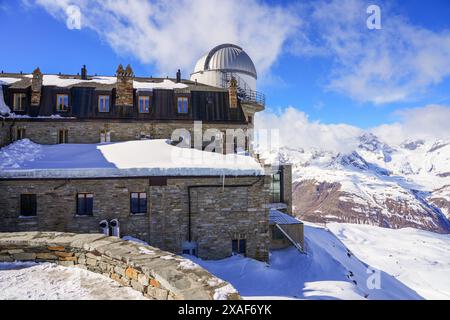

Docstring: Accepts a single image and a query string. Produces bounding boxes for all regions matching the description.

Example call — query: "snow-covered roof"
[269,209,302,225]
[134,79,188,91]
[0,139,264,179]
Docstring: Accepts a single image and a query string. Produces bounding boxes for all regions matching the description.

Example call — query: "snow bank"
[328,223,450,300]
[0,139,43,169]
[0,262,148,300]
[0,139,264,178]
[0,85,10,115]
[0,77,21,115]
[186,224,422,300]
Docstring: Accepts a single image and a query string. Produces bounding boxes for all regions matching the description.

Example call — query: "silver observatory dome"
[193,44,257,79]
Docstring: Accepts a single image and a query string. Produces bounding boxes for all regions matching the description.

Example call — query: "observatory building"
[0,44,298,262]
[191,44,265,122]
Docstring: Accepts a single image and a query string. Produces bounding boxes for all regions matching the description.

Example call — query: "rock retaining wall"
[0,231,240,300]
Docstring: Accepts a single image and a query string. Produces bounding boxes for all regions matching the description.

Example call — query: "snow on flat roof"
[134,79,188,91]
[0,139,264,179]
[38,74,117,87]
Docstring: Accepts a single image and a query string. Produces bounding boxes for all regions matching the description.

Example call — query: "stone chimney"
[229,77,238,109]
[31,67,43,107]
[115,64,134,107]
[81,65,87,80]
[176,69,181,83]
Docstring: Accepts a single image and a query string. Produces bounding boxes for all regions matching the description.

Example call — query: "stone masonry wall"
[0,176,269,261]
[0,231,240,300]
[0,120,250,148]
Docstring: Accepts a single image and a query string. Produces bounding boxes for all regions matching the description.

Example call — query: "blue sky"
[1,0,450,132]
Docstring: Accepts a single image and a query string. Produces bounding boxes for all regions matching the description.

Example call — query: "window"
[138,96,150,113]
[100,130,111,143]
[76,193,93,216]
[13,93,26,111]
[177,97,189,114]
[130,192,147,214]
[16,128,25,140]
[270,171,281,203]
[232,239,246,256]
[58,129,68,144]
[56,94,69,111]
[20,194,37,217]
[98,95,110,112]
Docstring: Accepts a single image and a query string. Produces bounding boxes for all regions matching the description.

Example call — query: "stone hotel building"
[0,44,301,261]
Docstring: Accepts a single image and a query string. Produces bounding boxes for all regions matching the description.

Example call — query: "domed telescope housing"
[190,44,264,109]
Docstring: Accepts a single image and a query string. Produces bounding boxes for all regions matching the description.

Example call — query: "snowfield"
[186,223,439,300]
[0,262,148,300]
[328,223,450,300]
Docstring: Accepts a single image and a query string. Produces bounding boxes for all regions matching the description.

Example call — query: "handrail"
[219,72,266,107]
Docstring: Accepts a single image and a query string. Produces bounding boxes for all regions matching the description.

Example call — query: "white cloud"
[371,105,450,144]
[255,107,363,153]
[27,0,299,75]
[256,105,450,152]
[291,0,450,104]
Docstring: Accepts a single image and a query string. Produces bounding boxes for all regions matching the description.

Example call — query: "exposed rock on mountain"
[262,134,450,233]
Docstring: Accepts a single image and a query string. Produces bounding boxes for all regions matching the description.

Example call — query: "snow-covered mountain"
[189,222,450,299]
[261,133,450,233]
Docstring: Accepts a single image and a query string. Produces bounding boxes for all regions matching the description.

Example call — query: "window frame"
[20,194,37,218]
[177,96,189,114]
[130,192,147,215]
[13,93,27,112]
[16,128,26,140]
[56,94,69,112]
[98,95,110,113]
[270,171,282,203]
[76,193,94,216]
[231,238,247,256]
[58,129,68,144]
[138,95,151,113]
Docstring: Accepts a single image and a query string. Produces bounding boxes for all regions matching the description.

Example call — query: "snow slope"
[0,262,148,300]
[187,224,423,300]
[328,223,450,300]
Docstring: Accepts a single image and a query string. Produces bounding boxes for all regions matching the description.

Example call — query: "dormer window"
[13,93,26,111]
[98,95,110,112]
[177,97,188,114]
[138,96,150,113]
[56,94,69,112]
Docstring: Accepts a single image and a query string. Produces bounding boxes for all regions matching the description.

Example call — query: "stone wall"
[0,120,11,147]
[0,231,240,300]
[282,164,293,214]
[0,176,269,261]
[0,120,251,148]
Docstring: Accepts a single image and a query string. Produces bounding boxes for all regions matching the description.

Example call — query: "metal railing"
[219,72,266,107]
